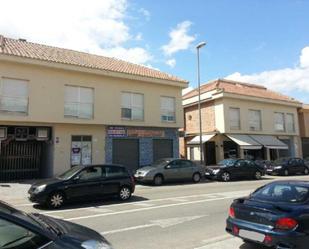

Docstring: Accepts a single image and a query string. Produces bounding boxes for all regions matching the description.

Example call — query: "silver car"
[134,158,204,186]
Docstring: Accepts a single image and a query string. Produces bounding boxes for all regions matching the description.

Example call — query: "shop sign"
[127,128,165,138]
[107,127,127,137]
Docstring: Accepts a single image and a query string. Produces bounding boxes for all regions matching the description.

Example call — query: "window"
[251,183,309,203]
[71,136,92,166]
[286,113,295,132]
[274,112,285,131]
[0,218,50,248]
[78,166,102,181]
[121,92,144,120]
[0,78,28,113]
[249,110,262,131]
[161,96,176,122]
[64,86,94,119]
[229,107,240,130]
[104,166,128,178]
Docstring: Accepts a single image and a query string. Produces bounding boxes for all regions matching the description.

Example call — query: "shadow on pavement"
[239,242,268,249]
[33,195,148,211]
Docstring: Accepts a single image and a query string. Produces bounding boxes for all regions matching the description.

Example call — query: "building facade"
[0,35,187,181]
[298,105,309,159]
[181,79,302,165]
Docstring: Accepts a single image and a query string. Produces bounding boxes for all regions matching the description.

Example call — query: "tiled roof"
[183,79,301,104]
[0,35,187,84]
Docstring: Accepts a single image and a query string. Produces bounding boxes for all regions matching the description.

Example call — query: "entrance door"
[153,139,173,162]
[205,142,216,165]
[112,139,139,173]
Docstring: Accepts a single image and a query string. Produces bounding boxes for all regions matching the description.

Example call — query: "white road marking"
[102,215,205,235]
[195,236,242,249]
[131,202,154,207]
[65,196,232,221]
[37,190,250,215]
[15,203,34,207]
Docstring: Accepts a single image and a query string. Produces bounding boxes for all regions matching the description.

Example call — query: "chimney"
[18,38,27,42]
[0,35,5,52]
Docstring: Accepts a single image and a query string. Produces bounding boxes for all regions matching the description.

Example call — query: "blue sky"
[1,0,309,102]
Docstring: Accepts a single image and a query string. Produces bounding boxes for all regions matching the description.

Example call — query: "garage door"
[0,141,43,181]
[112,139,139,173]
[153,139,173,162]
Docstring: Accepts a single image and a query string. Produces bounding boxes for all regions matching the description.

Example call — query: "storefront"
[105,126,179,173]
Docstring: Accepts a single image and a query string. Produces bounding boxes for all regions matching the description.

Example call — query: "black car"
[255,160,273,174]
[29,164,135,208]
[0,201,112,249]
[266,158,309,176]
[226,180,309,249]
[205,159,264,182]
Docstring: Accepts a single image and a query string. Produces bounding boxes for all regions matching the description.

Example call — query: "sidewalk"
[0,182,33,205]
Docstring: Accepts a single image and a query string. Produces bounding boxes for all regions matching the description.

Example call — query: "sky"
[0,0,309,102]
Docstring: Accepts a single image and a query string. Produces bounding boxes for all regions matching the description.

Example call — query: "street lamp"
[196,41,206,165]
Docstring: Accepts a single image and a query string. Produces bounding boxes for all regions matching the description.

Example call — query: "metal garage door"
[0,141,43,181]
[153,139,173,162]
[112,139,139,173]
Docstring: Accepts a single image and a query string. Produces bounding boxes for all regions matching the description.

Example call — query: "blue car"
[226,180,309,249]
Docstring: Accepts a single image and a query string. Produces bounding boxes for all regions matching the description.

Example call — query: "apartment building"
[0,35,187,181]
[299,104,309,159]
[181,79,302,165]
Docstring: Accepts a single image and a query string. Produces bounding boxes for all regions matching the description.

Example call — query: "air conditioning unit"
[0,127,7,140]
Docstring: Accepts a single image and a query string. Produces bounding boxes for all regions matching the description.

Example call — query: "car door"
[101,166,124,195]
[163,160,181,181]
[65,166,104,200]
[295,159,305,173]
[287,159,297,174]
[233,160,247,178]
[179,160,195,179]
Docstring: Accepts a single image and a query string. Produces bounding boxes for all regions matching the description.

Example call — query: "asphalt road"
[3,174,309,249]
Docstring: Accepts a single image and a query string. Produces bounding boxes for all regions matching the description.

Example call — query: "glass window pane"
[132,93,143,108]
[122,92,131,108]
[65,86,79,103]
[2,78,28,97]
[79,103,93,119]
[275,112,285,131]
[229,108,240,130]
[80,87,93,104]
[121,108,132,119]
[132,107,143,120]
[286,114,295,132]
[249,110,261,131]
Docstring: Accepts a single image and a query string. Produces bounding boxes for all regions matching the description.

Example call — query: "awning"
[187,134,215,145]
[249,135,288,150]
[226,134,262,150]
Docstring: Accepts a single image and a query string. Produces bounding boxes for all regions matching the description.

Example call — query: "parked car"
[205,159,264,182]
[226,180,309,249]
[265,157,309,176]
[0,200,113,249]
[29,164,135,208]
[134,158,204,186]
[254,160,273,174]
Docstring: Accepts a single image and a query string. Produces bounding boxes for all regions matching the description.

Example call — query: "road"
[3,174,309,249]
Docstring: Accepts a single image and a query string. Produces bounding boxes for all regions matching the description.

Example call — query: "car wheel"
[119,186,132,201]
[153,175,164,186]
[192,173,201,183]
[221,172,231,182]
[48,192,65,209]
[304,168,309,175]
[254,171,262,180]
[283,169,289,176]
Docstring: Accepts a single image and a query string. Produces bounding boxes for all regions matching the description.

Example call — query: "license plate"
[267,169,273,172]
[205,172,210,175]
[239,229,265,242]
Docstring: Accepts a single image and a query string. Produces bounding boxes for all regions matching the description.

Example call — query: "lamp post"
[196,41,206,165]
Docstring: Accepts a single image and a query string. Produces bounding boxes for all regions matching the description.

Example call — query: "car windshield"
[57,166,83,180]
[251,183,309,204]
[218,159,237,167]
[274,158,289,165]
[152,159,171,167]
